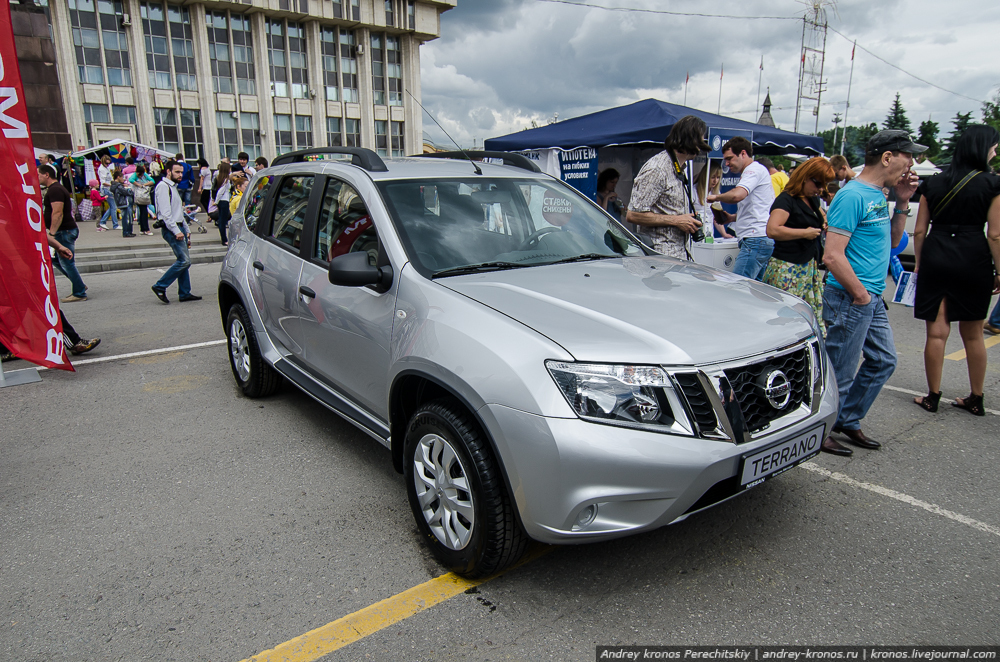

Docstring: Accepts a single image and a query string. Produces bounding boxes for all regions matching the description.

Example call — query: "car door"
[296,175,395,420]
[249,174,317,357]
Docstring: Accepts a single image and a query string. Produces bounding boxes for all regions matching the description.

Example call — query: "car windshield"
[377,177,647,278]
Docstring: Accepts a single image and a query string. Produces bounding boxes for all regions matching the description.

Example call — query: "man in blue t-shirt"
[820,130,925,456]
[174,153,195,206]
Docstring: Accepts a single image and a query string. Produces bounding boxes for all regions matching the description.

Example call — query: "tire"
[226,303,281,398]
[404,398,527,578]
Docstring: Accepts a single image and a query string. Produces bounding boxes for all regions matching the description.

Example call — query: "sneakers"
[60,294,87,303]
[178,294,202,302]
[143,231,154,236]
[151,286,169,304]
[69,338,101,355]
[985,323,1000,335]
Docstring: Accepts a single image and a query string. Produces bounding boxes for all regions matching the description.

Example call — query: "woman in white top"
[694,163,732,238]
[196,158,212,213]
[212,161,232,245]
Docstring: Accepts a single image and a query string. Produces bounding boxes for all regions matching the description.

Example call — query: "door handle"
[252,260,264,271]
[299,286,316,299]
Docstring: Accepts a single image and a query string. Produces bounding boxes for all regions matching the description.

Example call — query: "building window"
[339,31,358,103]
[385,0,395,27]
[350,0,360,21]
[327,117,342,147]
[180,110,203,160]
[375,119,387,156]
[217,112,239,160]
[241,113,261,158]
[140,2,171,89]
[231,14,256,96]
[295,115,313,149]
[207,12,233,94]
[267,19,287,98]
[274,114,293,154]
[344,118,360,147]
[99,0,131,86]
[331,0,343,19]
[386,36,403,106]
[320,27,339,102]
[112,105,137,125]
[408,0,415,30]
[168,5,197,91]
[287,22,309,100]
[371,34,385,106]
[154,108,179,155]
[391,121,405,156]
[83,102,110,144]
[68,0,104,85]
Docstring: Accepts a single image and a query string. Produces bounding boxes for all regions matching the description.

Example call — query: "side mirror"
[328,251,393,291]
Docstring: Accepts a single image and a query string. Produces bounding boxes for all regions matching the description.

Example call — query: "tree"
[937,111,973,165]
[816,122,878,165]
[917,119,940,162]
[982,88,1000,169]
[883,93,913,133]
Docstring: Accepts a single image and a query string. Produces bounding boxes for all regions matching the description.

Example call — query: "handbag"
[78,198,94,222]
[134,180,151,206]
[931,170,979,219]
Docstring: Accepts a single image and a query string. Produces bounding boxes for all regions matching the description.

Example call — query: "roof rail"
[415,150,542,173]
[271,147,388,172]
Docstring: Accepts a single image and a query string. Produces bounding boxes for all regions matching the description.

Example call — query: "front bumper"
[480,365,838,544]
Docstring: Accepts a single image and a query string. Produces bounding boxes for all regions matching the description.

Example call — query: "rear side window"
[314,178,377,265]
[243,175,271,232]
[269,175,314,249]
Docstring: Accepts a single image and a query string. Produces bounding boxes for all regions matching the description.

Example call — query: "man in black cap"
[819,130,925,456]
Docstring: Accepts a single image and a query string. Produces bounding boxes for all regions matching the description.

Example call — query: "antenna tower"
[794,1,832,135]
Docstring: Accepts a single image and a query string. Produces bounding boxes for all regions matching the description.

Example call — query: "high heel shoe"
[952,392,985,417]
[913,391,941,412]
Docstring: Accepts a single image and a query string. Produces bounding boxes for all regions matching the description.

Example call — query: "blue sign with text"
[559,148,599,200]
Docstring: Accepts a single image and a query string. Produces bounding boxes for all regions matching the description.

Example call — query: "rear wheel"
[226,303,281,397]
[404,398,527,578]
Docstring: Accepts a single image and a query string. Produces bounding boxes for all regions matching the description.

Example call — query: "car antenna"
[406,89,482,175]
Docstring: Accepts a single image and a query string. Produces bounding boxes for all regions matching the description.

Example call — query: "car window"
[244,175,271,232]
[378,177,645,277]
[269,175,313,249]
[314,178,378,265]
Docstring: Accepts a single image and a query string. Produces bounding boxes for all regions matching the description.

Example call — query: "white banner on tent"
[84,159,96,184]
[516,149,560,178]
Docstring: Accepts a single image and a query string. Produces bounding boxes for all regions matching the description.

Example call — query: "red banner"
[0,6,72,370]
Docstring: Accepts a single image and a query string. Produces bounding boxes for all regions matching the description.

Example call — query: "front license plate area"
[740,424,824,489]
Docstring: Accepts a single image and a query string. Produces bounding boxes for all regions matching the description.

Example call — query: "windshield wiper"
[547,253,618,265]
[431,261,526,278]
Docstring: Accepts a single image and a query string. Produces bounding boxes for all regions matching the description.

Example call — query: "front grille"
[723,347,810,433]
[674,373,718,433]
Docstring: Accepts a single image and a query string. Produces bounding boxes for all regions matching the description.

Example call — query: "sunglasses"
[810,178,825,188]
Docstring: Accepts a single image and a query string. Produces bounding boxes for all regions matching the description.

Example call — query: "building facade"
[36,0,454,163]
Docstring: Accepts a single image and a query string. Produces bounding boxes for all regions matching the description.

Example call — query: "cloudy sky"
[418,0,1000,150]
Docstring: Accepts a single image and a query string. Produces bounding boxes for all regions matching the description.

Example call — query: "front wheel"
[404,398,527,578]
[226,303,281,397]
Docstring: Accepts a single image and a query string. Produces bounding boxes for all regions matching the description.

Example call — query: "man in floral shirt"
[626,116,708,260]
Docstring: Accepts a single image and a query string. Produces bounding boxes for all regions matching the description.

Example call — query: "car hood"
[439,256,817,365]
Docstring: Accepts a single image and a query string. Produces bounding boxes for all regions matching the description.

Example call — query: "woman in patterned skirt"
[762,157,835,329]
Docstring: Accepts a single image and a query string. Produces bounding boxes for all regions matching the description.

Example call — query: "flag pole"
[717,63,723,114]
[684,71,689,107]
[840,40,856,156]
[756,55,763,118]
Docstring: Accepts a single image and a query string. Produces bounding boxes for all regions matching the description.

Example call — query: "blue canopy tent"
[483,98,825,155]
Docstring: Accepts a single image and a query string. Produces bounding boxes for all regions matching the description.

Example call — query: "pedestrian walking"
[195,158,211,213]
[110,170,136,237]
[38,164,88,302]
[911,125,1000,416]
[151,160,202,304]
[175,153,195,206]
[626,115,709,259]
[763,157,834,327]
[820,129,925,456]
[97,154,119,230]
[212,161,232,246]
[708,137,776,280]
[128,164,155,235]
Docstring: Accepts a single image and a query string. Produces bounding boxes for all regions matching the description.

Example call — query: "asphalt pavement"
[1,263,998,661]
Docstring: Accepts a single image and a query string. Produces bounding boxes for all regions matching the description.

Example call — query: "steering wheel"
[517,226,561,251]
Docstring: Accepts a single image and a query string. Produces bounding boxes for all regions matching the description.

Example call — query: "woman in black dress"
[912,125,1000,415]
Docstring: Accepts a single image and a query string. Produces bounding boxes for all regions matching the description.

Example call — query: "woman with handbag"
[128,165,155,235]
[211,161,231,246]
[912,125,1000,416]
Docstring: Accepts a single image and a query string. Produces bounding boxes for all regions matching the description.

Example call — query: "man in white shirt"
[708,137,776,280]
[97,154,119,230]
[151,160,201,304]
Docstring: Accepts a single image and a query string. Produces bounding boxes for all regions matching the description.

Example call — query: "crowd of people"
[611,117,1000,456]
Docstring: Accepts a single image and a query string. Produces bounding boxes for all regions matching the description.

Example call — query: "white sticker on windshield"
[542,194,572,226]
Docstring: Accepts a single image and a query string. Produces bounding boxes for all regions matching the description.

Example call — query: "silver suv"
[218,148,838,577]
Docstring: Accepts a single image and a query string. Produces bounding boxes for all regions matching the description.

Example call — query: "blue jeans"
[179,187,192,206]
[822,285,897,431]
[154,229,191,298]
[99,186,119,228]
[120,200,134,235]
[53,227,87,298]
[732,236,774,281]
[989,299,1000,327]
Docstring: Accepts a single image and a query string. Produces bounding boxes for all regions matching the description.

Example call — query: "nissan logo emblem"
[763,370,791,409]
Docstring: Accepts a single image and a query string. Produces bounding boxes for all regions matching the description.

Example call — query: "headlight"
[546,361,692,434]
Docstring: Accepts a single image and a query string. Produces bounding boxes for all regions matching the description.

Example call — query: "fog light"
[572,504,598,531]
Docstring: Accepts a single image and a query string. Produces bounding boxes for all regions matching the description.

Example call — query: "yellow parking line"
[240,546,549,662]
[945,335,1000,361]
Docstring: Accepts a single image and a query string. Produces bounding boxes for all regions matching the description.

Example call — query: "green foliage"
[938,112,973,165]
[917,120,940,162]
[816,122,878,165]
[982,88,1000,170]
[883,93,913,133]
